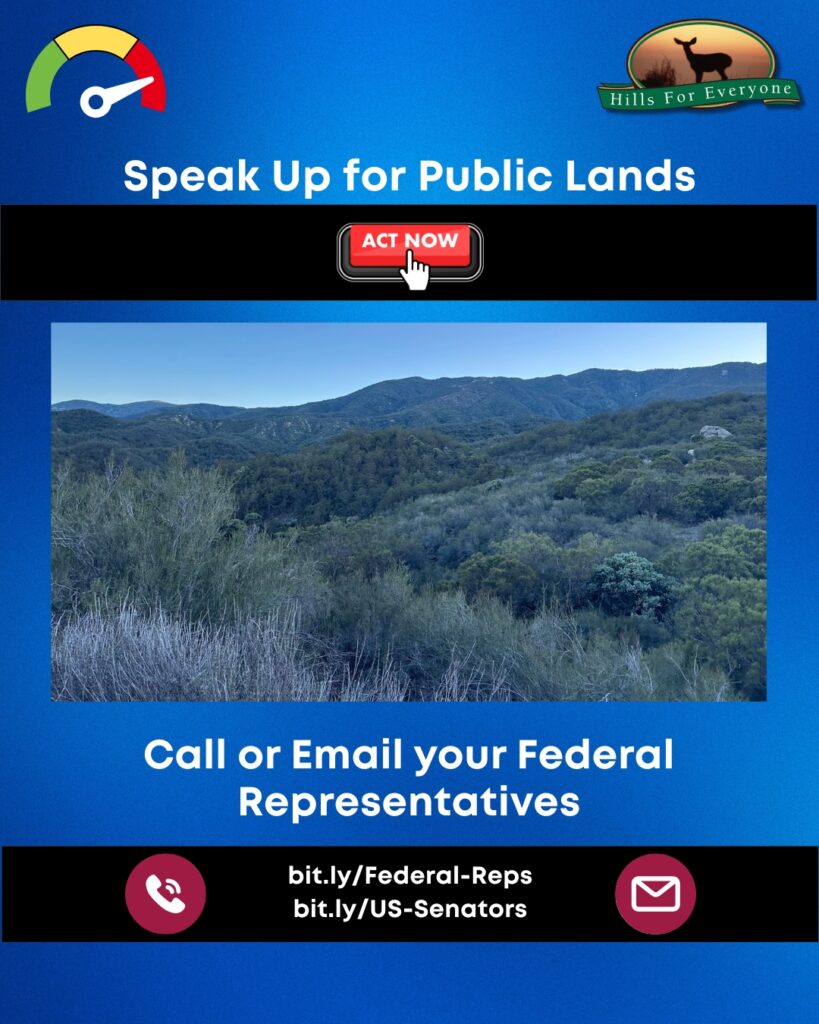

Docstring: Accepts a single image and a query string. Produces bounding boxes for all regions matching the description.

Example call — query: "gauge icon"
[26,25,166,115]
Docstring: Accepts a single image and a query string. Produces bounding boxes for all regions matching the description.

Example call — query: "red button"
[348,224,471,267]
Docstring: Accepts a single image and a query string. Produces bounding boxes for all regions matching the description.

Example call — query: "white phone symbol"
[145,874,186,914]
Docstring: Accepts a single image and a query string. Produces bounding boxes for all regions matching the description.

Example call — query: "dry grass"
[640,57,677,88]
[51,604,514,702]
[51,602,738,703]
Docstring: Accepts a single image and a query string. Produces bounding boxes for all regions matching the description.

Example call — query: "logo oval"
[627,20,775,107]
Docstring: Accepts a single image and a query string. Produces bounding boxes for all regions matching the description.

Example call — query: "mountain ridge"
[51,399,175,418]
[52,362,766,471]
[54,362,766,422]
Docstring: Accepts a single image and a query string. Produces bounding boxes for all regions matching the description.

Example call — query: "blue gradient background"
[1,2,817,1021]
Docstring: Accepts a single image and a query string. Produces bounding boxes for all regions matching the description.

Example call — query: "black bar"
[3,846,816,941]
[1,204,815,300]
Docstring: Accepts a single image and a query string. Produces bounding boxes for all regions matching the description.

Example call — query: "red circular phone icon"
[125,854,206,934]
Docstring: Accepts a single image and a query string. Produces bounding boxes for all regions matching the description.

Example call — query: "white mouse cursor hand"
[399,249,430,291]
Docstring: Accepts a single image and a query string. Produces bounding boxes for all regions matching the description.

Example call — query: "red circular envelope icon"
[615,853,696,935]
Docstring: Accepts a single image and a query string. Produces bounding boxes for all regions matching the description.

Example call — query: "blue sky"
[51,322,766,407]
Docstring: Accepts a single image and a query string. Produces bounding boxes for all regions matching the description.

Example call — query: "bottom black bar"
[3,846,816,942]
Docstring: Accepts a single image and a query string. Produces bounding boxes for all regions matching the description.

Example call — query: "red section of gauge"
[124,41,166,110]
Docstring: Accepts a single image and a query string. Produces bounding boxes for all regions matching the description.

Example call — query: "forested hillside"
[51,384,766,703]
[52,361,766,472]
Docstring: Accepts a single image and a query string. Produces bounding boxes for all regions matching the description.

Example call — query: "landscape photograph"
[51,323,767,703]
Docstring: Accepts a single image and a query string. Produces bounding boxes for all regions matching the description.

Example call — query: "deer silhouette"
[673,37,732,82]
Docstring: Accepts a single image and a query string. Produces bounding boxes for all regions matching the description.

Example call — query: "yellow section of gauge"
[54,25,138,60]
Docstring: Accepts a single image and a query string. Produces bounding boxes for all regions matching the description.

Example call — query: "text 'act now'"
[349,224,472,267]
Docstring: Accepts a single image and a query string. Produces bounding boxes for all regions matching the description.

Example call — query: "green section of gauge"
[26,41,69,112]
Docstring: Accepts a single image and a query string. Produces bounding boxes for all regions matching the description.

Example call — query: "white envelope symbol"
[631,875,680,912]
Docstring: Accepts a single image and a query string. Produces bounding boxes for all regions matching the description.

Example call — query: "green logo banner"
[599,77,801,110]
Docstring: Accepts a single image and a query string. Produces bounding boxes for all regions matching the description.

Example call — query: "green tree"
[673,475,750,523]
[674,575,766,697]
[587,552,675,620]
[665,525,766,581]
[622,474,679,518]
[551,462,610,499]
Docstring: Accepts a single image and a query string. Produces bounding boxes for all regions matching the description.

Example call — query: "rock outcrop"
[699,425,733,440]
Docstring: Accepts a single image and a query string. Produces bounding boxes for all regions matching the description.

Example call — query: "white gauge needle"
[80,76,155,118]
